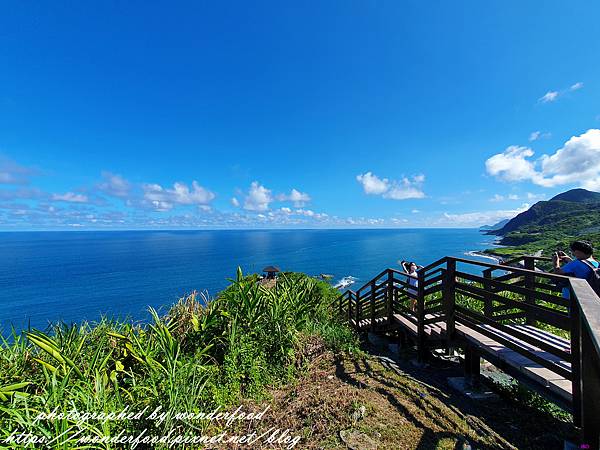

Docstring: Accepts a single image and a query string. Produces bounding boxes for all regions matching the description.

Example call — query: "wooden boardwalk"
[337,256,600,449]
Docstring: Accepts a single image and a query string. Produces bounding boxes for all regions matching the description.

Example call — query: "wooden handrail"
[354,268,390,295]
[570,278,600,448]
[418,256,449,273]
[501,255,553,265]
[448,256,571,280]
[389,268,418,279]
[572,279,600,355]
[335,253,600,447]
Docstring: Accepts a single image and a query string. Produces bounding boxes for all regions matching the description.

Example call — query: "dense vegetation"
[484,188,600,258]
[0,270,359,449]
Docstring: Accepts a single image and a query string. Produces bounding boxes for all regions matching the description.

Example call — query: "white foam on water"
[464,251,503,264]
[334,276,358,289]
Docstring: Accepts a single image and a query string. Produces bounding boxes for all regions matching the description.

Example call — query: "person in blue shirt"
[552,240,599,299]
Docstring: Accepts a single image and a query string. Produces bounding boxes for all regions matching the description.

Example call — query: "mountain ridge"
[489,188,600,236]
[479,218,509,231]
[483,188,600,258]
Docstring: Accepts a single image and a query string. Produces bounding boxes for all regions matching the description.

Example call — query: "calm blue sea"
[0,229,497,335]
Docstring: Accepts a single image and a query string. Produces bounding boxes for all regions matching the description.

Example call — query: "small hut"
[262,265,280,280]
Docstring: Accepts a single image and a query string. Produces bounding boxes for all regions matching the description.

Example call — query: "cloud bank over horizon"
[3,123,600,232]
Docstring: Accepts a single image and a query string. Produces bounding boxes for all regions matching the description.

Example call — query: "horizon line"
[0,226,484,233]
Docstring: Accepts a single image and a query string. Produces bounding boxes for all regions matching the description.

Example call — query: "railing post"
[482,268,493,318]
[417,268,426,362]
[444,258,456,347]
[581,322,600,450]
[571,282,600,450]
[386,269,394,324]
[524,256,536,326]
[570,285,582,433]
[348,292,354,325]
[356,291,361,330]
[464,346,481,387]
[339,293,343,318]
[370,280,376,330]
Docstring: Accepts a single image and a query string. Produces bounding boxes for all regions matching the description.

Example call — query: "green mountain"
[485,188,600,257]
[479,218,510,231]
[549,188,600,203]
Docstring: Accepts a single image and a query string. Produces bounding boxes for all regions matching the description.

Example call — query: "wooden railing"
[335,255,600,449]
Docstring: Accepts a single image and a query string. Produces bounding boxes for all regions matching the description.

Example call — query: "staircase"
[336,255,600,449]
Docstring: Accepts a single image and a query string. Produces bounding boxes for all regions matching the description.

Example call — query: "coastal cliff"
[484,188,600,258]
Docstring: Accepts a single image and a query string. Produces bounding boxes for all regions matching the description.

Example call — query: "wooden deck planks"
[350,299,573,403]
[386,313,573,401]
[453,322,572,401]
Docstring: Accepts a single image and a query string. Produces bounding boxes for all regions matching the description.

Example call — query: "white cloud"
[411,209,420,213]
[294,208,315,217]
[486,129,600,190]
[148,199,172,211]
[98,172,131,197]
[277,188,311,207]
[280,207,292,214]
[142,181,215,211]
[485,146,538,182]
[356,172,388,195]
[440,203,530,227]
[170,181,215,204]
[489,193,520,202]
[539,82,584,103]
[570,82,584,91]
[231,197,240,207]
[529,131,551,142]
[385,181,426,200]
[526,192,546,201]
[539,91,559,103]
[0,172,24,184]
[537,129,600,188]
[356,172,425,200]
[243,181,273,211]
[51,192,89,203]
[0,158,36,185]
[0,187,45,201]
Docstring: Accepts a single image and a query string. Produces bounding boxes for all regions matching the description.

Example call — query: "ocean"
[0,229,497,334]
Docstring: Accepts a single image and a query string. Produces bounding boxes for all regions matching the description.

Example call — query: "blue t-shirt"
[562,259,599,299]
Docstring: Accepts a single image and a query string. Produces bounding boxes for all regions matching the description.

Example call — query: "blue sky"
[1,1,599,229]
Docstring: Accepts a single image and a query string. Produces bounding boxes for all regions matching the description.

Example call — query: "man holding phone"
[552,240,599,299]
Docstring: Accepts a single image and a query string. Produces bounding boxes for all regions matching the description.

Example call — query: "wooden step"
[454,322,572,402]
[392,313,447,337]
[356,310,572,403]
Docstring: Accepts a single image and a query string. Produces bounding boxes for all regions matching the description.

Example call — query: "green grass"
[0,269,358,449]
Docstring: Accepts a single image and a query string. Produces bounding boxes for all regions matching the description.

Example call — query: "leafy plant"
[0,270,355,448]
